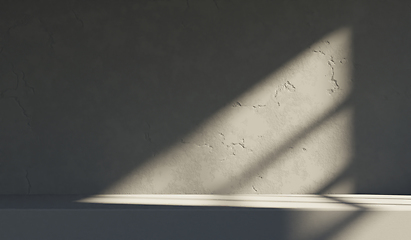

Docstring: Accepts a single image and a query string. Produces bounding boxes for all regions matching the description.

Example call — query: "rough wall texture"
[0,0,410,194]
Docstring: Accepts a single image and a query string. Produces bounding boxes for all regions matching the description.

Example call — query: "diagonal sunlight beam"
[103,26,354,194]
[212,26,354,194]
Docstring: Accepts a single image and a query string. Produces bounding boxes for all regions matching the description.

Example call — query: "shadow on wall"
[317,0,411,195]
[0,0,411,196]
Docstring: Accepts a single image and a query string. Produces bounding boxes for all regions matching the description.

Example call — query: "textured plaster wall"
[0,0,410,194]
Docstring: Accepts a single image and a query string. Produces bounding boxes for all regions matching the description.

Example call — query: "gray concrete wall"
[0,0,410,194]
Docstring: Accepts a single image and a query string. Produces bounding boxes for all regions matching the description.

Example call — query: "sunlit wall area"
[107,27,354,194]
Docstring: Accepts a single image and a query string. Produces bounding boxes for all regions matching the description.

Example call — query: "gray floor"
[1,195,411,240]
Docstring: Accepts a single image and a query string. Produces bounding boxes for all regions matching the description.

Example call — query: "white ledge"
[74,194,411,211]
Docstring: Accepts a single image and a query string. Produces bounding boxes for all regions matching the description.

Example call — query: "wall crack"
[252,104,266,108]
[327,57,340,94]
[21,71,35,94]
[3,62,33,127]
[232,101,242,107]
[13,97,31,127]
[274,80,296,98]
[10,64,20,91]
[72,10,84,28]
[313,49,326,55]
[213,0,219,10]
[285,81,296,91]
